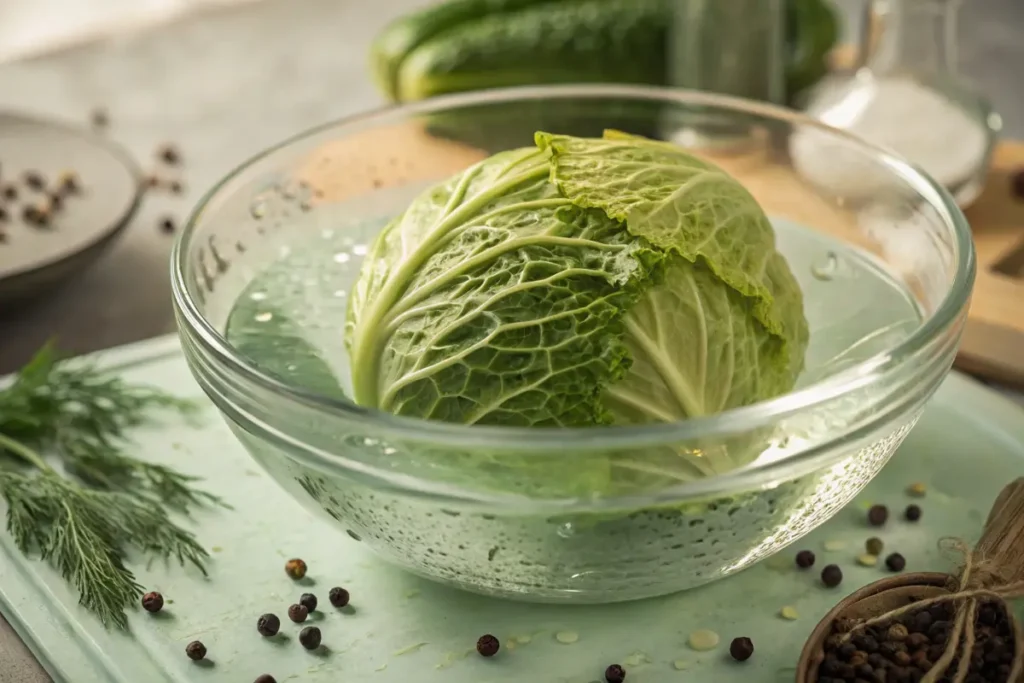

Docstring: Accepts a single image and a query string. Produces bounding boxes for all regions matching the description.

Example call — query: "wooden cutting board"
[954,144,1024,387]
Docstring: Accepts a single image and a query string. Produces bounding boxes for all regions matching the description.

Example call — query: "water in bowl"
[224,209,924,409]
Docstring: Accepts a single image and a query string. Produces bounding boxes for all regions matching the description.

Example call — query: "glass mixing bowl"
[171,85,973,604]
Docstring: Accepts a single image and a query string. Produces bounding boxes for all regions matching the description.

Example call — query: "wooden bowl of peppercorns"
[797,572,957,682]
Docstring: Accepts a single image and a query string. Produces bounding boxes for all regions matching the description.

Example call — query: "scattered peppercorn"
[0,206,8,222]
[90,108,109,129]
[257,613,280,637]
[287,604,308,623]
[328,586,350,608]
[23,204,49,227]
[729,637,754,661]
[159,216,176,234]
[23,171,45,191]
[285,558,307,579]
[254,676,276,683]
[2,185,16,201]
[141,591,164,613]
[299,593,317,612]
[47,193,62,211]
[905,504,922,522]
[821,564,843,587]
[56,171,80,195]
[604,663,626,682]
[298,626,321,650]
[169,180,184,194]
[867,504,888,526]
[866,537,884,555]
[185,641,206,661]
[158,144,181,165]
[886,552,906,572]
[476,634,500,657]
[795,550,816,569]
[906,481,927,497]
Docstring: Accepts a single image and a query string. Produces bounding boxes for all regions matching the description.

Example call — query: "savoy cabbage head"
[345,131,808,435]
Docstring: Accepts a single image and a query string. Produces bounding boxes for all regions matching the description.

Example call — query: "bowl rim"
[170,83,975,454]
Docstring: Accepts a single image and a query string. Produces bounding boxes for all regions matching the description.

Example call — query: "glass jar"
[797,0,1000,206]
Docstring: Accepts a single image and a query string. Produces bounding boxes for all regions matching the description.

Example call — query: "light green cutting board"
[1,336,1022,683]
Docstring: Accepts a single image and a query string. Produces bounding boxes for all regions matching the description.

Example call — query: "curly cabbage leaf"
[346,131,808,443]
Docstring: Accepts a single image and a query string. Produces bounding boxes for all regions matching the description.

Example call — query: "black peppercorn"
[866,537,884,556]
[2,184,17,201]
[159,216,176,234]
[169,180,184,195]
[729,636,754,661]
[838,641,858,659]
[57,171,80,195]
[299,593,317,612]
[604,663,626,682]
[821,564,843,587]
[298,626,321,650]
[796,550,816,569]
[141,591,164,613]
[886,553,907,572]
[285,558,307,579]
[91,108,109,129]
[868,504,889,526]
[904,504,922,522]
[328,586,350,607]
[23,171,45,191]
[185,640,206,661]
[476,634,500,657]
[23,204,50,227]
[254,676,276,683]
[257,613,280,637]
[905,632,929,650]
[287,604,308,623]
[158,144,181,165]
[853,634,879,653]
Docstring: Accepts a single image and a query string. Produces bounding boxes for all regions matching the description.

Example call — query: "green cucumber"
[397,0,665,101]
[371,0,562,100]
[372,0,838,105]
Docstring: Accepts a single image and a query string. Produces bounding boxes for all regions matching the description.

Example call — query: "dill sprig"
[0,344,225,629]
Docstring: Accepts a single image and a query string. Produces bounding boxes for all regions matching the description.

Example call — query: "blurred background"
[0,0,1020,373]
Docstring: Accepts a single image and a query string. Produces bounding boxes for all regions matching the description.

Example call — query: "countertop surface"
[0,0,1022,679]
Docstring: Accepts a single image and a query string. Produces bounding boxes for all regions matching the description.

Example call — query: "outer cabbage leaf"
[345,145,664,426]
[603,256,790,424]
[537,130,809,383]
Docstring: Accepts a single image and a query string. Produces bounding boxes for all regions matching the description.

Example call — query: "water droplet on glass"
[249,291,267,301]
[334,252,351,263]
[362,437,379,447]
[254,312,273,322]
[811,251,838,281]
[250,199,267,219]
[352,244,368,256]
[556,522,575,538]
[286,364,297,372]
[333,289,346,298]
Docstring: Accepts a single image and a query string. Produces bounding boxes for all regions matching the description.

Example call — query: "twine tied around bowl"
[839,478,1024,683]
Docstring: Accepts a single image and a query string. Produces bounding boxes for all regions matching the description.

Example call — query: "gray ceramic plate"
[0,111,142,307]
